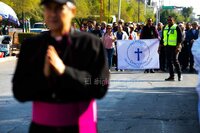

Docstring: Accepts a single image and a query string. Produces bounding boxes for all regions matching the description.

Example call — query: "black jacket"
[12,31,109,103]
[140,25,159,39]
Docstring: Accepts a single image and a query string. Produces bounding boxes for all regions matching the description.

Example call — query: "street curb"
[0,56,17,63]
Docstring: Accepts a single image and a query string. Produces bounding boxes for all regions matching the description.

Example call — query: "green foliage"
[18,33,38,45]
[75,0,90,18]
[1,0,192,26]
[75,0,154,23]
[1,0,43,25]
[181,7,193,22]
[160,10,185,24]
[0,0,14,7]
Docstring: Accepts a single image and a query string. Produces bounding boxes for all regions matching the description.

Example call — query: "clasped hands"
[43,45,66,77]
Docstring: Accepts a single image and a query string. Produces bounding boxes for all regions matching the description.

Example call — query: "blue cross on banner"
[134,48,142,61]
[117,39,160,69]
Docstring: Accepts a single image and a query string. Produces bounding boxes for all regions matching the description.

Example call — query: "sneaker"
[150,69,155,73]
[165,77,175,81]
[178,75,183,81]
[144,69,149,73]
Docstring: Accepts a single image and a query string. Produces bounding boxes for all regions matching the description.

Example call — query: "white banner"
[117,39,160,69]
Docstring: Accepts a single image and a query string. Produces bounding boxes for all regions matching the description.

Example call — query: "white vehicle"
[30,22,48,33]
[0,35,12,56]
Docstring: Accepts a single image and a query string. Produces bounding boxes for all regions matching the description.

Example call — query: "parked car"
[0,35,12,57]
[30,22,48,33]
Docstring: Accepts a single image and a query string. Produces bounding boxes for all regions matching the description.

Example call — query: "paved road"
[0,58,200,133]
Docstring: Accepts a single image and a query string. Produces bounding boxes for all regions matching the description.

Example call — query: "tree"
[0,0,43,26]
[160,10,184,24]
[74,0,155,25]
[181,7,193,22]
[0,0,14,7]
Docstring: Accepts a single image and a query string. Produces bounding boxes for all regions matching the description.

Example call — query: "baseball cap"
[40,0,75,5]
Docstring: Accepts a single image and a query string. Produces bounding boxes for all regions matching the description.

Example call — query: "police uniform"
[160,24,183,81]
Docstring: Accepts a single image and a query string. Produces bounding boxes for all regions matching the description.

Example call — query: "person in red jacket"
[12,0,109,133]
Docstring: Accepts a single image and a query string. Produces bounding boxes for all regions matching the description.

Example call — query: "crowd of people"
[71,17,200,75]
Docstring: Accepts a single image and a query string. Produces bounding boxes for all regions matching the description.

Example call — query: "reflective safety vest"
[163,24,178,46]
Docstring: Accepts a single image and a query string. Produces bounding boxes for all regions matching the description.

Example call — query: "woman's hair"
[105,25,112,33]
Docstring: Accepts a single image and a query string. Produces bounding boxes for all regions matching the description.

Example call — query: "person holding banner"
[140,18,159,73]
[114,24,128,71]
[159,16,183,81]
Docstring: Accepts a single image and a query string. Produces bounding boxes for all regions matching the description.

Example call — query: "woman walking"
[102,25,116,71]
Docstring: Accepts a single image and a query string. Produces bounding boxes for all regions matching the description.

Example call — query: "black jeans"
[165,46,181,77]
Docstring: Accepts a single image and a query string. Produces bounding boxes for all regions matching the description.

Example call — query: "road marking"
[160,120,165,133]
[0,57,16,63]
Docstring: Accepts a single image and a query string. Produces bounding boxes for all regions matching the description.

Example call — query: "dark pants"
[188,44,194,70]
[106,48,114,69]
[165,46,181,78]
[179,42,189,70]
[159,46,166,71]
[29,122,79,133]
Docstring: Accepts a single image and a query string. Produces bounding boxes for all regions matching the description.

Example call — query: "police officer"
[158,16,183,81]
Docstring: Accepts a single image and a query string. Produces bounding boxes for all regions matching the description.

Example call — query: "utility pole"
[156,0,163,26]
[138,0,140,22]
[144,0,147,15]
[100,0,103,22]
[108,0,111,22]
[108,0,111,13]
[118,0,121,21]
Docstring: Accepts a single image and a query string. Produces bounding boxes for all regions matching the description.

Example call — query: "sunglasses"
[167,19,172,22]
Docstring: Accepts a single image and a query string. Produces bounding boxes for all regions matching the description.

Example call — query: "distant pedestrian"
[92,23,102,38]
[129,24,137,40]
[112,22,118,33]
[187,21,199,73]
[181,22,191,72]
[158,16,183,81]
[12,0,109,133]
[178,23,186,71]
[71,22,80,33]
[157,22,166,72]
[100,21,107,36]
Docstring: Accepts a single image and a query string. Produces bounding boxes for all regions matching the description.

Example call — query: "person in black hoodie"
[12,0,109,133]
